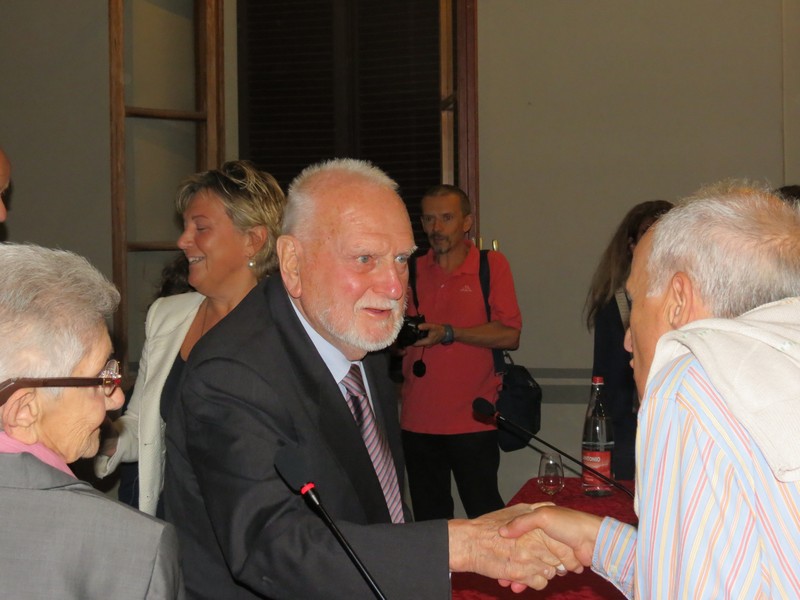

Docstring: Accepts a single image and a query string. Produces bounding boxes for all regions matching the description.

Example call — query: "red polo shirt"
[400,242,522,434]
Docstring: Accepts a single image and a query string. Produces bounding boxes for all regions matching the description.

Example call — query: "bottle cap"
[591,375,604,384]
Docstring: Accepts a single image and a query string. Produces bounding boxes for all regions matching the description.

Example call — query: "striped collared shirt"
[593,354,800,599]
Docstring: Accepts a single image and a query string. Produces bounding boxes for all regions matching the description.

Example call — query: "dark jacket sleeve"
[178,346,450,599]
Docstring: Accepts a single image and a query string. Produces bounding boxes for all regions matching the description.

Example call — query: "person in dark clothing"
[584,199,673,479]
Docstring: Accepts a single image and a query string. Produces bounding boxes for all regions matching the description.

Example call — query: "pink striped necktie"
[341,364,405,524]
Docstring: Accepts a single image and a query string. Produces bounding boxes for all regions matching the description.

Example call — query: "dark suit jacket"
[164,276,449,599]
[0,452,183,599]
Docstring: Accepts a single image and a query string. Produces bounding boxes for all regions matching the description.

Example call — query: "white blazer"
[95,291,204,515]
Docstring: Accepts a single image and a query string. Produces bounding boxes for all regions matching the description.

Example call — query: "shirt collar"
[423,239,479,276]
[0,432,75,478]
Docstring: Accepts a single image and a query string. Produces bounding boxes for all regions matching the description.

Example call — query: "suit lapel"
[266,279,392,523]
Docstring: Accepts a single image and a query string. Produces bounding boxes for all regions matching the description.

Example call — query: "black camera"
[396,315,428,348]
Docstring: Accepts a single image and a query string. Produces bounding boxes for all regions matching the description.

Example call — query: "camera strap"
[476,250,509,375]
[408,249,505,374]
[408,255,419,312]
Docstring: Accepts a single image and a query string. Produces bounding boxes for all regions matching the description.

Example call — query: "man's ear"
[462,213,474,234]
[667,272,709,328]
[246,225,268,257]
[277,235,302,298]
[2,389,41,444]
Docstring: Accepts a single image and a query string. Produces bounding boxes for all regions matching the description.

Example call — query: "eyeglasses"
[0,359,122,407]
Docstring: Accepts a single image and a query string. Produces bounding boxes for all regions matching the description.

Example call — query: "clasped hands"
[449,503,600,593]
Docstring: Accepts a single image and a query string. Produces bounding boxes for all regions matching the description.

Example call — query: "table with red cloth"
[451,477,637,600]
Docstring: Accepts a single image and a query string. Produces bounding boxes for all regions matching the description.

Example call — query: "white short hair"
[0,243,119,380]
[648,181,800,317]
[282,158,399,239]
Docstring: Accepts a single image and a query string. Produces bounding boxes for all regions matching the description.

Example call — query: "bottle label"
[581,450,612,487]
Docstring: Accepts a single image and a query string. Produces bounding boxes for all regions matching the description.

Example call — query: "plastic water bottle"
[582,376,614,496]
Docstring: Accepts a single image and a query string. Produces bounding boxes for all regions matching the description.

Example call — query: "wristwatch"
[441,324,455,345]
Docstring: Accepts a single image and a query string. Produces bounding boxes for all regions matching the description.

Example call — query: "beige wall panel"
[783,0,800,182]
[478,1,784,376]
[0,2,111,276]
[476,1,789,506]
[125,0,195,111]
[125,118,195,242]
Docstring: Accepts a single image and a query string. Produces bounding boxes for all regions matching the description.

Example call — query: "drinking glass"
[537,453,564,496]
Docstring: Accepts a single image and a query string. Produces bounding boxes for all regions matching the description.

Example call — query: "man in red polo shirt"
[401,184,522,521]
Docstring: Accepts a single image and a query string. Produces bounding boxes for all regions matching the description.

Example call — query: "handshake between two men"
[448,502,595,593]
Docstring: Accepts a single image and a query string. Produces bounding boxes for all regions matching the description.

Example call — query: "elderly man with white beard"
[163,158,581,600]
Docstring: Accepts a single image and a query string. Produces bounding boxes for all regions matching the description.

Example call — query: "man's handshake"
[448,503,595,592]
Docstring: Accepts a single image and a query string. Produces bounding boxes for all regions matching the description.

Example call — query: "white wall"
[479,0,786,372]
[475,0,800,506]
[0,2,111,272]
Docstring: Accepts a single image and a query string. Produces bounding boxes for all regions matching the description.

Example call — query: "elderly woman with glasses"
[0,243,184,599]
[95,160,286,517]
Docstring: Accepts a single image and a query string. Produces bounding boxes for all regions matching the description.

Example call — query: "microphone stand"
[299,484,388,600]
[493,410,634,499]
[274,446,388,600]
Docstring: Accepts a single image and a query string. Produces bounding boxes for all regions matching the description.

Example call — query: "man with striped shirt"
[503,182,800,598]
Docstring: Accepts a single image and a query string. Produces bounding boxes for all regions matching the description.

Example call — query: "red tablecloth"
[451,477,636,599]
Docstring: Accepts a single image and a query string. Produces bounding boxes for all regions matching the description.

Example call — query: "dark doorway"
[238,0,442,248]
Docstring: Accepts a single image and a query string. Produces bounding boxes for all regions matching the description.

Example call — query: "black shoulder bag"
[477,250,542,452]
[408,250,542,451]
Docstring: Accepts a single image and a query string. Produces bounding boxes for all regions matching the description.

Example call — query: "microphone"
[274,446,388,600]
[473,398,634,499]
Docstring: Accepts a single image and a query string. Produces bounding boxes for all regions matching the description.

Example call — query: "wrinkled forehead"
[312,178,410,229]
[421,192,462,214]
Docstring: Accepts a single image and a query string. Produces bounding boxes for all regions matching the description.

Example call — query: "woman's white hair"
[282,158,399,240]
[0,243,119,382]
[648,180,800,317]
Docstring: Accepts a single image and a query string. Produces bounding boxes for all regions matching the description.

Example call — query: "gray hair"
[282,158,399,239]
[648,180,800,317]
[0,244,120,383]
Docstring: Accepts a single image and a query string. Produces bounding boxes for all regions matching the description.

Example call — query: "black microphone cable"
[473,398,634,499]
[274,445,389,600]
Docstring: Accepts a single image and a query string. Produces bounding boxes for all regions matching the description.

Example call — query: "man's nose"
[623,327,633,353]
[375,261,404,299]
